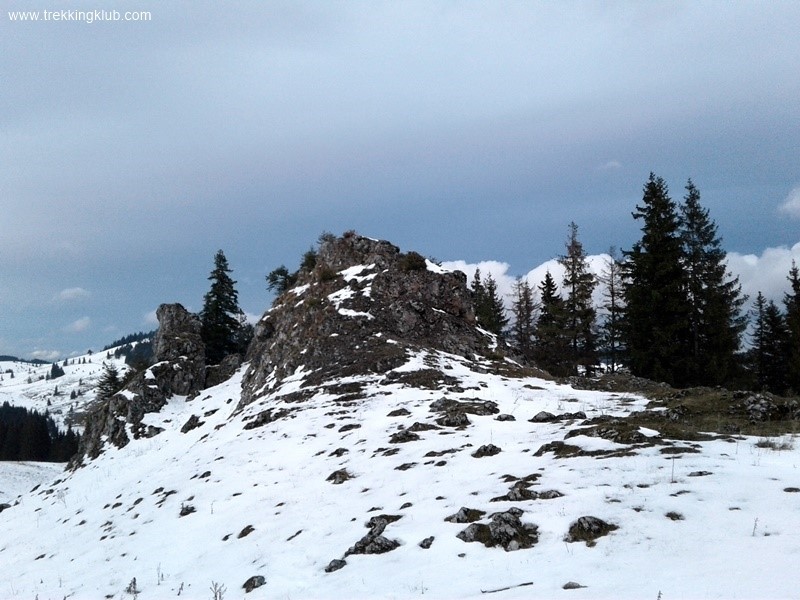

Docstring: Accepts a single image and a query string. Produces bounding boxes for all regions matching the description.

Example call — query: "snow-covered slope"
[0,351,130,431]
[1,349,799,599]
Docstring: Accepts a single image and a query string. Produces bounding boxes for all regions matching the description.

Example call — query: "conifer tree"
[533,271,570,376]
[558,222,598,376]
[201,250,248,364]
[679,180,746,385]
[783,261,800,393]
[96,363,121,401]
[481,274,509,336]
[622,173,691,387]
[762,300,790,394]
[470,269,507,335]
[748,292,769,391]
[510,277,537,360]
[598,247,626,373]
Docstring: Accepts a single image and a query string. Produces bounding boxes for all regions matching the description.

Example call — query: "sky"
[2,1,800,360]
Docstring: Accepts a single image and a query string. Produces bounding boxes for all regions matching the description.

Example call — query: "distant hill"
[0,355,48,365]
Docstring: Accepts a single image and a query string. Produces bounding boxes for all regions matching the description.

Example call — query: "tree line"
[0,402,81,462]
[473,173,798,394]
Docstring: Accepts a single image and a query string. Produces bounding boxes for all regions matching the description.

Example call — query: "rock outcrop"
[240,233,502,409]
[73,303,207,464]
[151,303,206,397]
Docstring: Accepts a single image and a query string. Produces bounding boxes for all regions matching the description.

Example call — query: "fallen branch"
[480,581,534,594]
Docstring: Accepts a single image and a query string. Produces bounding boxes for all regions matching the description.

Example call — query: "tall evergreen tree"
[470,269,508,336]
[622,173,691,386]
[783,261,800,393]
[598,247,626,373]
[510,277,537,360]
[201,250,248,365]
[558,222,598,376]
[748,292,769,391]
[679,180,746,385]
[533,271,570,376]
[762,300,791,394]
[96,363,121,401]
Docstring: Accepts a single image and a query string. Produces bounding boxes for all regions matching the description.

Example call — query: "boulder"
[456,508,539,551]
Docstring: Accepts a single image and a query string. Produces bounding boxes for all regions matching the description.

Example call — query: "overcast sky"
[2,1,800,360]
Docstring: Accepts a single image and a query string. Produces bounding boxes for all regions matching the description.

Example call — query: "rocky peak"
[151,303,206,397]
[240,232,500,409]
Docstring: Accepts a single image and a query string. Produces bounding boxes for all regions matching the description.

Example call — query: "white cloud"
[143,310,159,327]
[55,287,90,302]
[777,187,800,219]
[726,242,800,305]
[597,160,622,171]
[30,349,61,362]
[64,316,91,334]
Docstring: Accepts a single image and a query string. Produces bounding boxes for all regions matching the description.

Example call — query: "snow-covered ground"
[0,349,799,599]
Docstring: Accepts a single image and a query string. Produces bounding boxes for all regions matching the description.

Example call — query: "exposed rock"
[205,353,242,388]
[496,413,516,421]
[529,411,557,423]
[180,415,203,434]
[387,408,411,417]
[445,507,486,523]
[152,303,206,397]
[345,516,401,556]
[389,429,421,443]
[435,411,472,428]
[240,233,503,410]
[327,469,353,484]
[472,444,502,458]
[565,516,618,546]
[429,397,498,415]
[456,508,539,551]
[0,503,11,514]
[242,575,266,593]
[419,536,435,549]
[243,408,291,431]
[563,582,586,590]
[324,559,346,573]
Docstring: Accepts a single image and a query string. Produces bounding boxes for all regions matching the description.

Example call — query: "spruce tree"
[748,292,769,391]
[533,271,570,376]
[598,247,626,373]
[510,277,537,360]
[783,261,800,393]
[680,180,746,385]
[558,222,598,376]
[201,250,247,365]
[96,363,121,401]
[482,274,509,336]
[762,300,790,394]
[471,270,507,335]
[622,173,691,387]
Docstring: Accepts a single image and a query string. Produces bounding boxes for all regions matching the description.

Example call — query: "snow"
[1,350,799,599]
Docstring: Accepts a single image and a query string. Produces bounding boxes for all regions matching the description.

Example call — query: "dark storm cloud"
[2,1,799,357]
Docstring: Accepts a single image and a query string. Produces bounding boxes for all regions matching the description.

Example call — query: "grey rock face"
[152,303,206,397]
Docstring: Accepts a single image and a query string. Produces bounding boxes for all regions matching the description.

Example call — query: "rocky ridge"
[240,233,511,410]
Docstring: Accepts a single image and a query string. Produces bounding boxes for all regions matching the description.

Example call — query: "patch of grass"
[755,436,795,451]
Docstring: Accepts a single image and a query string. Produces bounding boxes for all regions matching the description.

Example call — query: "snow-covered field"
[1,349,799,599]
[0,352,129,431]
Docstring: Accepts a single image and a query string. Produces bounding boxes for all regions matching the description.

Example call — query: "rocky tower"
[239,233,502,409]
